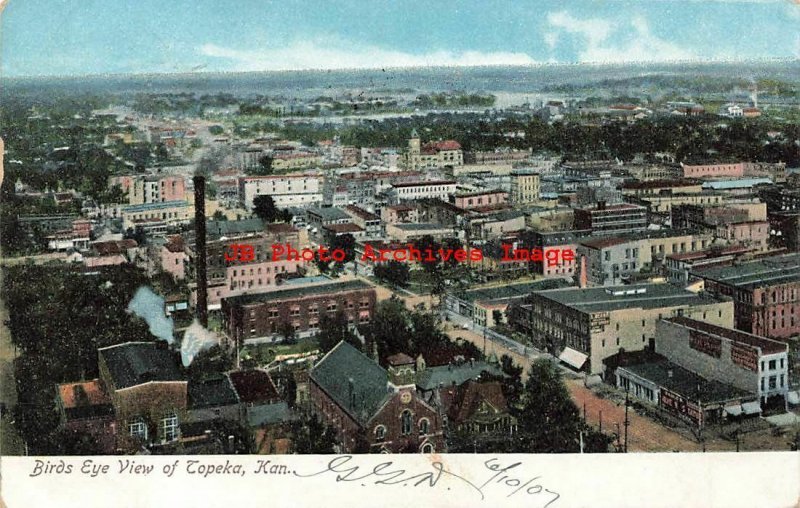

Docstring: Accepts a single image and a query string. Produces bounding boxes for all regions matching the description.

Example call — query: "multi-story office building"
[238,174,324,209]
[507,283,734,375]
[573,202,648,236]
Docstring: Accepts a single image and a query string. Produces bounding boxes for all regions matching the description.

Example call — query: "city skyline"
[1,0,799,77]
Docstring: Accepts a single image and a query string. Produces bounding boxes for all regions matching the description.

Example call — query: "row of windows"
[128,413,179,443]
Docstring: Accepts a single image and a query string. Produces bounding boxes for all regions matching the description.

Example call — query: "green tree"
[374,260,410,287]
[252,195,278,222]
[515,359,583,453]
[317,310,360,353]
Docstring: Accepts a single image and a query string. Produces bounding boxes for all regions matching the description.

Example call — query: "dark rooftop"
[621,359,752,403]
[456,279,571,303]
[310,341,390,425]
[188,375,240,409]
[228,370,281,404]
[225,279,372,307]
[98,342,185,390]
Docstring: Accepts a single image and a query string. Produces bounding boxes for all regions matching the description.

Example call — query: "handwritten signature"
[294,455,560,506]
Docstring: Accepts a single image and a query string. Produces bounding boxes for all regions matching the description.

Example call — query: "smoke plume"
[181,319,219,367]
[127,287,175,344]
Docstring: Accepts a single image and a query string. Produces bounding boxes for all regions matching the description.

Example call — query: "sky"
[1,0,798,77]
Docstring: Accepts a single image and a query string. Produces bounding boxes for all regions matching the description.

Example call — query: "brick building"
[96,342,187,452]
[309,342,445,453]
[693,253,800,340]
[222,280,377,344]
[507,283,734,375]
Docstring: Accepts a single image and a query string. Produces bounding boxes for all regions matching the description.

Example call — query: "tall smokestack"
[193,175,208,328]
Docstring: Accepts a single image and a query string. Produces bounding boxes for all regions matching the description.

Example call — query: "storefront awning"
[559,347,588,370]
[787,391,800,405]
[741,401,762,415]
[724,405,742,417]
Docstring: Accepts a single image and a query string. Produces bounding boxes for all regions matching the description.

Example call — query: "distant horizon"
[3,56,798,81]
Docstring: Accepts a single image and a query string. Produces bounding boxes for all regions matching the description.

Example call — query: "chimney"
[193,175,208,328]
[578,254,588,289]
[348,377,355,409]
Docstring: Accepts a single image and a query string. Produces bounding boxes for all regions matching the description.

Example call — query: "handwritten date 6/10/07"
[294,455,560,506]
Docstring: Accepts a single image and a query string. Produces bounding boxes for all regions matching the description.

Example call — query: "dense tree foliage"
[3,264,157,453]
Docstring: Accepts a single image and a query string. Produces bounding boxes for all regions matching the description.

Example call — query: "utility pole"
[599,410,603,433]
[623,387,630,453]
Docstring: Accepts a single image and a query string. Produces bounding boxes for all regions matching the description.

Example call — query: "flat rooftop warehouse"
[536,283,722,313]
[224,279,372,306]
[696,253,800,288]
[621,358,752,403]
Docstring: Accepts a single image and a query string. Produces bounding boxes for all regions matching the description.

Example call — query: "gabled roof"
[416,360,503,391]
[448,380,509,425]
[98,342,185,390]
[310,341,390,425]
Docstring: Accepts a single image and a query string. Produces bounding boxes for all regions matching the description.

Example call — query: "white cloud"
[546,11,613,48]
[545,11,695,63]
[198,39,537,72]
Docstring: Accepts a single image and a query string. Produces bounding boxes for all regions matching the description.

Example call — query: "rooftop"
[391,222,453,231]
[392,180,456,188]
[344,205,380,221]
[455,279,571,304]
[122,200,189,213]
[228,370,281,404]
[307,207,352,221]
[323,223,365,233]
[224,279,372,307]
[622,179,701,190]
[206,219,264,239]
[188,375,240,409]
[702,179,772,190]
[98,342,185,390]
[416,360,503,391]
[310,341,390,425]
[534,283,723,313]
[694,253,800,289]
[663,316,787,355]
[621,358,752,403]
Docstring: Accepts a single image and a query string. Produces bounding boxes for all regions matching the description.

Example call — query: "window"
[769,376,777,390]
[161,413,178,442]
[401,410,413,435]
[769,360,776,370]
[421,443,434,453]
[375,425,386,441]
[419,418,430,435]
[780,375,785,388]
[129,418,148,442]
[780,358,785,369]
